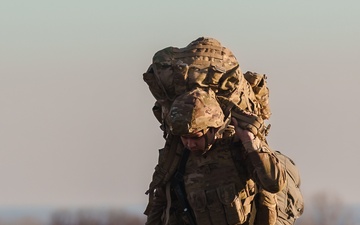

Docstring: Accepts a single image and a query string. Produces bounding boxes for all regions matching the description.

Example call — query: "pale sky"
[1,0,360,214]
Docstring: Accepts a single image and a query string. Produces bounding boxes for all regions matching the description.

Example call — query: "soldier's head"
[166,88,225,154]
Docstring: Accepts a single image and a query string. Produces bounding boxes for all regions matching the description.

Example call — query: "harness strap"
[173,44,224,52]
[242,82,253,112]
[164,182,171,225]
[174,51,224,60]
[163,136,185,185]
[171,149,196,225]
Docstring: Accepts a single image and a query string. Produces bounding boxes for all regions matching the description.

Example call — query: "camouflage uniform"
[145,88,285,225]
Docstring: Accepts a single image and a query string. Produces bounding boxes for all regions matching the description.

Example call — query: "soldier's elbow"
[260,176,286,193]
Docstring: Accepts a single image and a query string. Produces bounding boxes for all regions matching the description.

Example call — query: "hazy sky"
[1,0,360,213]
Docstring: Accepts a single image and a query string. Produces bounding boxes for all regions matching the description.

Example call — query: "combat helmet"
[166,88,225,136]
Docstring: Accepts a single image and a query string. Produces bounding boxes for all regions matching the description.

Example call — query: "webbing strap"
[145,136,183,196]
[164,182,171,225]
[173,51,224,60]
[173,44,224,52]
[242,82,252,112]
[231,110,263,131]
[220,97,235,119]
[174,148,190,181]
[163,136,184,185]
[171,149,196,225]
[248,194,257,225]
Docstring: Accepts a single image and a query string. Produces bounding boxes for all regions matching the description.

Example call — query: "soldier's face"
[181,131,206,153]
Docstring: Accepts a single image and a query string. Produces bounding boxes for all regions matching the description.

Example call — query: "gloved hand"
[217,96,266,140]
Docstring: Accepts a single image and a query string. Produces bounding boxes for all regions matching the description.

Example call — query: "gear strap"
[171,149,196,225]
[217,96,266,140]
[144,135,184,216]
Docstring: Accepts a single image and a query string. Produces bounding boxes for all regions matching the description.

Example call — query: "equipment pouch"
[206,189,227,225]
[188,190,212,225]
[217,183,246,224]
[143,67,166,101]
[243,71,271,120]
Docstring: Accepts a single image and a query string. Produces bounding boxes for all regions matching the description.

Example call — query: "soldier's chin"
[190,149,205,156]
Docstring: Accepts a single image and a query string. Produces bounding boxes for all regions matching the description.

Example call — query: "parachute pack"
[143,37,304,225]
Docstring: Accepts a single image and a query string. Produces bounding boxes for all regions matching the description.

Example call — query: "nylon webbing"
[146,136,183,195]
[173,44,224,52]
[174,148,190,181]
[163,136,184,185]
[173,51,224,60]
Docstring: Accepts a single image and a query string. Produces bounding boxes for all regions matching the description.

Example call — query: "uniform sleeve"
[243,138,286,193]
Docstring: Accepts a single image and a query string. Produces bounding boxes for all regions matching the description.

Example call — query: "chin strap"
[203,113,232,154]
[203,130,211,153]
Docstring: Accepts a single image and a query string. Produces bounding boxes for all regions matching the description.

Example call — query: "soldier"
[145,88,285,225]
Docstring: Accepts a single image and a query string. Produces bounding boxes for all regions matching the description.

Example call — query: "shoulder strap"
[146,135,184,195]
[174,148,190,181]
[170,149,197,225]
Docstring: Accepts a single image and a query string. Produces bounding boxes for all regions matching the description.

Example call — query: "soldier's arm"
[243,139,285,193]
[232,118,286,193]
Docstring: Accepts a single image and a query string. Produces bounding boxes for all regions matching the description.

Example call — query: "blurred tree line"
[296,192,358,225]
[0,192,358,225]
[0,209,146,225]
[50,209,146,225]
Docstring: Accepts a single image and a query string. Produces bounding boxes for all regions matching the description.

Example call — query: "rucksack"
[143,37,304,225]
[143,37,269,135]
[253,146,304,225]
[274,151,304,225]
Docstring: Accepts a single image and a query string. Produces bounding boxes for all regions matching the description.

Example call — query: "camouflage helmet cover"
[167,88,225,135]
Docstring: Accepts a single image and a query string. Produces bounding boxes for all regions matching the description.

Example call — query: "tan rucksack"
[143,37,270,137]
[274,151,304,225]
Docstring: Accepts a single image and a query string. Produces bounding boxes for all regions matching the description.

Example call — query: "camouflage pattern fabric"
[145,127,286,225]
[183,138,256,225]
[145,88,286,225]
[143,37,269,136]
[144,37,302,225]
[243,71,271,120]
[166,88,224,135]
